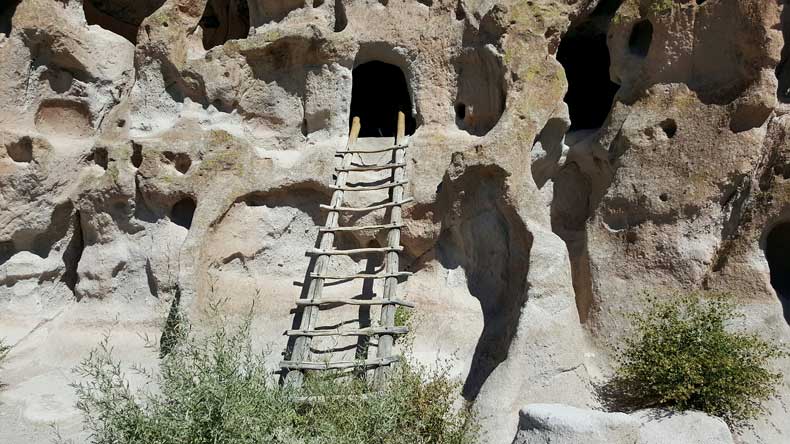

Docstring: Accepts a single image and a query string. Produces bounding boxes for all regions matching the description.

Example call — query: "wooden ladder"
[281,112,414,386]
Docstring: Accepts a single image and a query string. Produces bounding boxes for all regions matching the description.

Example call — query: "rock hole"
[170,197,196,229]
[61,210,84,294]
[350,61,417,137]
[557,15,619,131]
[455,0,466,20]
[200,0,250,50]
[696,0,706,4]
[6,136,33,163]
[454,103,466,121]
[334,0,347,32]
[594,0,625,15]
[35,99,94,138]
[82,0,166,44]
[163,151,192,174]
[453,47,506,136]
[659,119,677,138]
[779,8,790,104]
[88,147,109,170]
[313,0,325,6]
[0,0,21,37]
[766,222,790,324]
[628,20,653,58]
[417,0,433,6]
[131,143,143,168]
[659,192,669,202]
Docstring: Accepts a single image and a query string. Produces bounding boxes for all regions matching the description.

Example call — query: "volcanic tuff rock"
[0,0,789,443]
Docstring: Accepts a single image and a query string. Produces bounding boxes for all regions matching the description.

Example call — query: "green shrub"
[70,313,478,444]
[602,293,787,425]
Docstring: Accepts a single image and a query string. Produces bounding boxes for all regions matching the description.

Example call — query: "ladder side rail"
[284,117,361,385]
[374,112,408,385]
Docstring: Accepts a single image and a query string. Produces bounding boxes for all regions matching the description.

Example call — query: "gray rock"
[631,410,734,444]
[512,404,640,444]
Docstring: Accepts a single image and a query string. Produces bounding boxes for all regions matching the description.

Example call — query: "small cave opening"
[777,6,790,104]
[349,61,417,137]
[87,147,109,170]
[6,136,33,163]
[628,20,653,58]
[556,9,620,131]
[82,0,166,44]
[0,0,20,37]
[334,0,347,32]
[131,143,143,168]
[170,197,196,229]
[164,151,192,174]
[766,223,790,324]
[659,118,677,138]
[453,47,506,136]
[200,0,250,50]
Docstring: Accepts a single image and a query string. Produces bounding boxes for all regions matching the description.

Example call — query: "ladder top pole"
[348,116,361,147]
[396,112,405,145]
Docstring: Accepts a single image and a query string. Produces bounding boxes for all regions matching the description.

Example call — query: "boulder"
[512,404,639,444]
[631,410,734,444]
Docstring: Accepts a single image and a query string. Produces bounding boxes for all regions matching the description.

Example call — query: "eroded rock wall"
[0,1,789,443]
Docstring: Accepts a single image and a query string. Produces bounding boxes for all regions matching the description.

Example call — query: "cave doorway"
[556,8,620,131]
[200,0,250,50]
[766,223,790,324]
[0,0,21,37]
[82,0,166,44]
[349,61,416,138]
[171,198,196,229]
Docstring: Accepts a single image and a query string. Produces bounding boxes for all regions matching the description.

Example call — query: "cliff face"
[0,0,788,442]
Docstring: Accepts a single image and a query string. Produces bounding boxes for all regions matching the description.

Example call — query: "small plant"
[71,308,478,444]
[649,0,675,15]
[602,293,787,426]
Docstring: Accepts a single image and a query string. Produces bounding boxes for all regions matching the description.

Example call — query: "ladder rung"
[295,298,416,308]
[335,145,407,155]
[330,180,409,191]
[286,326,408,337]
[310,272,412,280]
[309,246,403,255]
[320,198,413,213]
[280,355,400,370]
[319,223,403,232]
[336,162,406,172]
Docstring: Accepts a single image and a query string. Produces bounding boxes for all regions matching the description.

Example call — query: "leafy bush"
[602,293,787,425]
[70,313,478,444]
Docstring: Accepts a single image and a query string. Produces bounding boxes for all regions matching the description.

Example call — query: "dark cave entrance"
[556,7,620,131]
[170,197,196,229]
[0,0,21,37]
[82,0,166,44]
[778,6,790,103]
[766,223,790,324]
[349,61,417,138]
[200,0,250,50]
